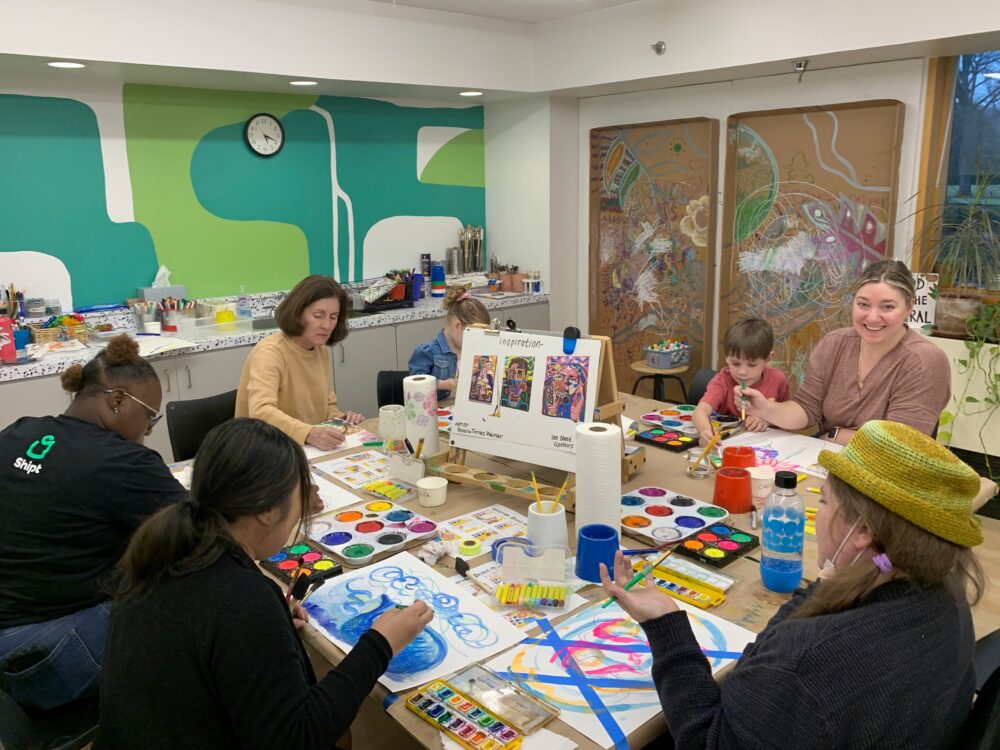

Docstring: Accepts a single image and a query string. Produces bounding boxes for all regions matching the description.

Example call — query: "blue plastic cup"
[575,524,619,583]
[411,274,424,300]
[13,329,30,354]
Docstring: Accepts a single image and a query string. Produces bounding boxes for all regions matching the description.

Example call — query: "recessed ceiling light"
[459,90,483,97]
[289,80,318,86]
[47,61,86,69]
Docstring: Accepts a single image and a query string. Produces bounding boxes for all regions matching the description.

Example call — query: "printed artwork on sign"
[500,356,534,412]
[469,355,497,403]
[542,356,591,422]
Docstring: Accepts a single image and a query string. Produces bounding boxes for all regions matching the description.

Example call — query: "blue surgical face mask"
[818,517,863,580]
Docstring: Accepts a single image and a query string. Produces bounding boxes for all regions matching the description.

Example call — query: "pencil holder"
[527,504,568,549]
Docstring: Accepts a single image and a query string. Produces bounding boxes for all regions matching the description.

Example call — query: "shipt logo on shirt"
[14,435,55,475]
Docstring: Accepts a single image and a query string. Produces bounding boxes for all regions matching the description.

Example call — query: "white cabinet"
[506,303,550,331]
[331,327,398,418]
[0,375,72,430]
[176,345,251,400]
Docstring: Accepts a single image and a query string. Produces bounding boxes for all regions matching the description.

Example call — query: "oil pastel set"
[674,523,759,568]
[406,679,523,749]
[362,478,415,502]
[307,501,438,565]
[620,486,730,544]
[313,450,389,489]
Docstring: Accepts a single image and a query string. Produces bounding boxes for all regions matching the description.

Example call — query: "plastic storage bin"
[645,346,690,368]
[176,314,252,340]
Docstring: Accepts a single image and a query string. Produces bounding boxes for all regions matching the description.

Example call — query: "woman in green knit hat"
[601,420,985,749]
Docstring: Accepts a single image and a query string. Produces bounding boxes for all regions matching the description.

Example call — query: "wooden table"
[298,392,1000,750]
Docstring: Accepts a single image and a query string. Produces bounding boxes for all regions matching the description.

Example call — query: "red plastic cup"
[713,467,752,514]
[721,445,756,469]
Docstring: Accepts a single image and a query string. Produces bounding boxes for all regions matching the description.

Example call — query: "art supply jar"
[527,504,568,549]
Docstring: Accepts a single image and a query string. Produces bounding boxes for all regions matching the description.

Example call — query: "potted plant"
[913,174,1000,336]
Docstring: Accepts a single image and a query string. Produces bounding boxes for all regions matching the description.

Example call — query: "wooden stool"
[630,361,690,403]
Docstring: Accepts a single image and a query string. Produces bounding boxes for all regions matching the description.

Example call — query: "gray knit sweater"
[642,579,975,748]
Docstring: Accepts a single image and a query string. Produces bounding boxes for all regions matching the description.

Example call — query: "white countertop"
[0,293,549,384]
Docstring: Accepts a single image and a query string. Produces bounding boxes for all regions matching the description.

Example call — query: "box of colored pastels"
[634,428,698,452]
[362,478,415,502]
[493,582,569,611]
[406,679,523,749]
[260,541,343,585]
[308,501,438,566]
[674,523,759,568]
[620,486,729,544]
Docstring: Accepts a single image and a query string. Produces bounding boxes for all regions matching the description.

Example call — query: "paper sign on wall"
[908,273,938,333]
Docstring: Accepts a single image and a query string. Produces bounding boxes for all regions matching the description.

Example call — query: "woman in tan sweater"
[235,276,363,451]
[740,260,949,445]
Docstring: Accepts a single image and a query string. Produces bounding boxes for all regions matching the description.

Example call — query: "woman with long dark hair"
[99,418,431,749]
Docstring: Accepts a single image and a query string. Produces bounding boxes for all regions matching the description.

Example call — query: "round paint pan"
[408,519,438,538]
[669,495,696,507]
[637,486,667,497]
[622,515,652,528]
[675,516,706,529]
[365,501,393,513]
[385,509,414,522]
[320,530,353,547]
[641,413,666,425]
[697,505,728,518]
[335,510,363,523]
[645,505,673,517]
[652,526,683,542]
[355,520,384,534]
[342,543,374,565]
[621,494,645,507]
[376,531,407,549]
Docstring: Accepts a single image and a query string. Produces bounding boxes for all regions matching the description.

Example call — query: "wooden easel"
[425,330,645,511]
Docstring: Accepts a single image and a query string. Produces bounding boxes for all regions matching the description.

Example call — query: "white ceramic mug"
[527,504,569,549]
[379,404,406,441]
[747,465,776,509]
[417,476,448,508]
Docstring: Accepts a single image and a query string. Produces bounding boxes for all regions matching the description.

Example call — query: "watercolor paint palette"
[634,428,698,452]
[308,501,438,566]
[639,408,741,433]
[674,523,759,568]
[260,541,343,585]
[406,679,522,749]
[438,407,454,433]
[620,486,730,544]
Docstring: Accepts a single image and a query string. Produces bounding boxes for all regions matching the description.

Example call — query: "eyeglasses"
[105,389,163,434]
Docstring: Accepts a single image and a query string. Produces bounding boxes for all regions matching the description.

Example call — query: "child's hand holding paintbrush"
[598,549,680,621]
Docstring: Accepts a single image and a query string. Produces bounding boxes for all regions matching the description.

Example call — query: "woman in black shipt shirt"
[0,335,185,709]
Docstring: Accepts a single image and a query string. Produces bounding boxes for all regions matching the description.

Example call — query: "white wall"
[574,58,928,358]
[547,97,580,331]
[535,0,999,91]
[485,97,552,279]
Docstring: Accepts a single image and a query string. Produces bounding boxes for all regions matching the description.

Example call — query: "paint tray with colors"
[308,501,438,566]
[639,407,740,434]
[260,541,343,585]
[620,486,729,544]
[406,679,523,750]
[438,407,454,433]
[634,428,698,452]
[674,524,759,568]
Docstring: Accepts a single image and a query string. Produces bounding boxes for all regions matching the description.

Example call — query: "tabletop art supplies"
[657,555,736,592]
[486,600,756,749]
[437,406,454,433]
[310,468,366,514]
[721,428,843,478]
[302,552,526,692]
[307,501,439,565]
[643,560,726,609]
[600,544,675,608]
[260,541,344,585]
[446,664,560,735]
[620,487,729,544]
[436,505,528,558]
[494,583,568,610]
[574,422,623,532]
[313,450,388,490]
[362,478,415,502]
[634,428,697,453]
[403,374,440,456]
[674,523,759,568]
[645,338,690,368]
[406,678,523,750]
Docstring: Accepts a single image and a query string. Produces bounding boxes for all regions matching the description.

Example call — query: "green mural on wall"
[0,94,157,308]
[123,85,319,298]
[420,129,485,187]
[190,108,334,277]
[314,96,485,280]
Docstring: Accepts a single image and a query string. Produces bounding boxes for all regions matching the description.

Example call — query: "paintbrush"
[286,572,311,610]
[601,546,676,608]
[550,474,570,513]
[531,471,543,513]
[688,432,722,475]
[741,379,747,421]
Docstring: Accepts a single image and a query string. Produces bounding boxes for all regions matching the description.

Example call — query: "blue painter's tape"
[702,649,743,660]
[382,691,399,711]
[496,670,654,691]
[534,617,630,750]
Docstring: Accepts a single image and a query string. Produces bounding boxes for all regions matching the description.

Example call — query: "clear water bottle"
[237,285,251,318]
[760,470,804,592]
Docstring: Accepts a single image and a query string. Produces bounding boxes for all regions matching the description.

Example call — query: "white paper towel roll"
[573,422,622,534]
[403,374,440,456]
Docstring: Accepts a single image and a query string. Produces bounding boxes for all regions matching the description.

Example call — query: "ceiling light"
[289,80,318,86]
[459,90,483,97]
[47,61,86,69]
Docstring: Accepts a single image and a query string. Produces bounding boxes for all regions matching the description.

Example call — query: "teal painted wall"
[0,85,485,307]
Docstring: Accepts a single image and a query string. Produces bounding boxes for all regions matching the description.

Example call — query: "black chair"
[0,690,98,750]
[686,367,717,406]
[377,370,409,408]
[165,389,238,462]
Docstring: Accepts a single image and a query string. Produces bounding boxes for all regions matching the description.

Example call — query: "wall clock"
[244,113,284,157]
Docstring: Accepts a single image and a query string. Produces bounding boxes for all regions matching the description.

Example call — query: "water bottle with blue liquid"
[760,470,804,592]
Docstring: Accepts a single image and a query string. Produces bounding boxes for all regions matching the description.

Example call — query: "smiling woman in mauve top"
[740,260,950,444]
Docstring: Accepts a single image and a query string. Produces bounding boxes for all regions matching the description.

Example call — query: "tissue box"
[139,285,186,303]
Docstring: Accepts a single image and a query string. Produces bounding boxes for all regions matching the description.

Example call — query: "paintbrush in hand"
[601,545,676,609]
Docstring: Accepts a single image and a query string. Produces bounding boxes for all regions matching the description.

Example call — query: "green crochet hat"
[818,421,983,548]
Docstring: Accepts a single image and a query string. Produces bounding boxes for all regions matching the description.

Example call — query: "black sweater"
[98,547,392,750]
[643,579,975,749]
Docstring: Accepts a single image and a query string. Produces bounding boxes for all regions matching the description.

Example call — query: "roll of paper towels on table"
[573,422,622,533]
[403,374,439,456]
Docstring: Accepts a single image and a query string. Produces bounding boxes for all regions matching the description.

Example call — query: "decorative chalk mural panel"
[589,118,719,400]
[719,101,904,386]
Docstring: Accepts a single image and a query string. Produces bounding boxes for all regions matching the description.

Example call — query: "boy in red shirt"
[694,318,789,445]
